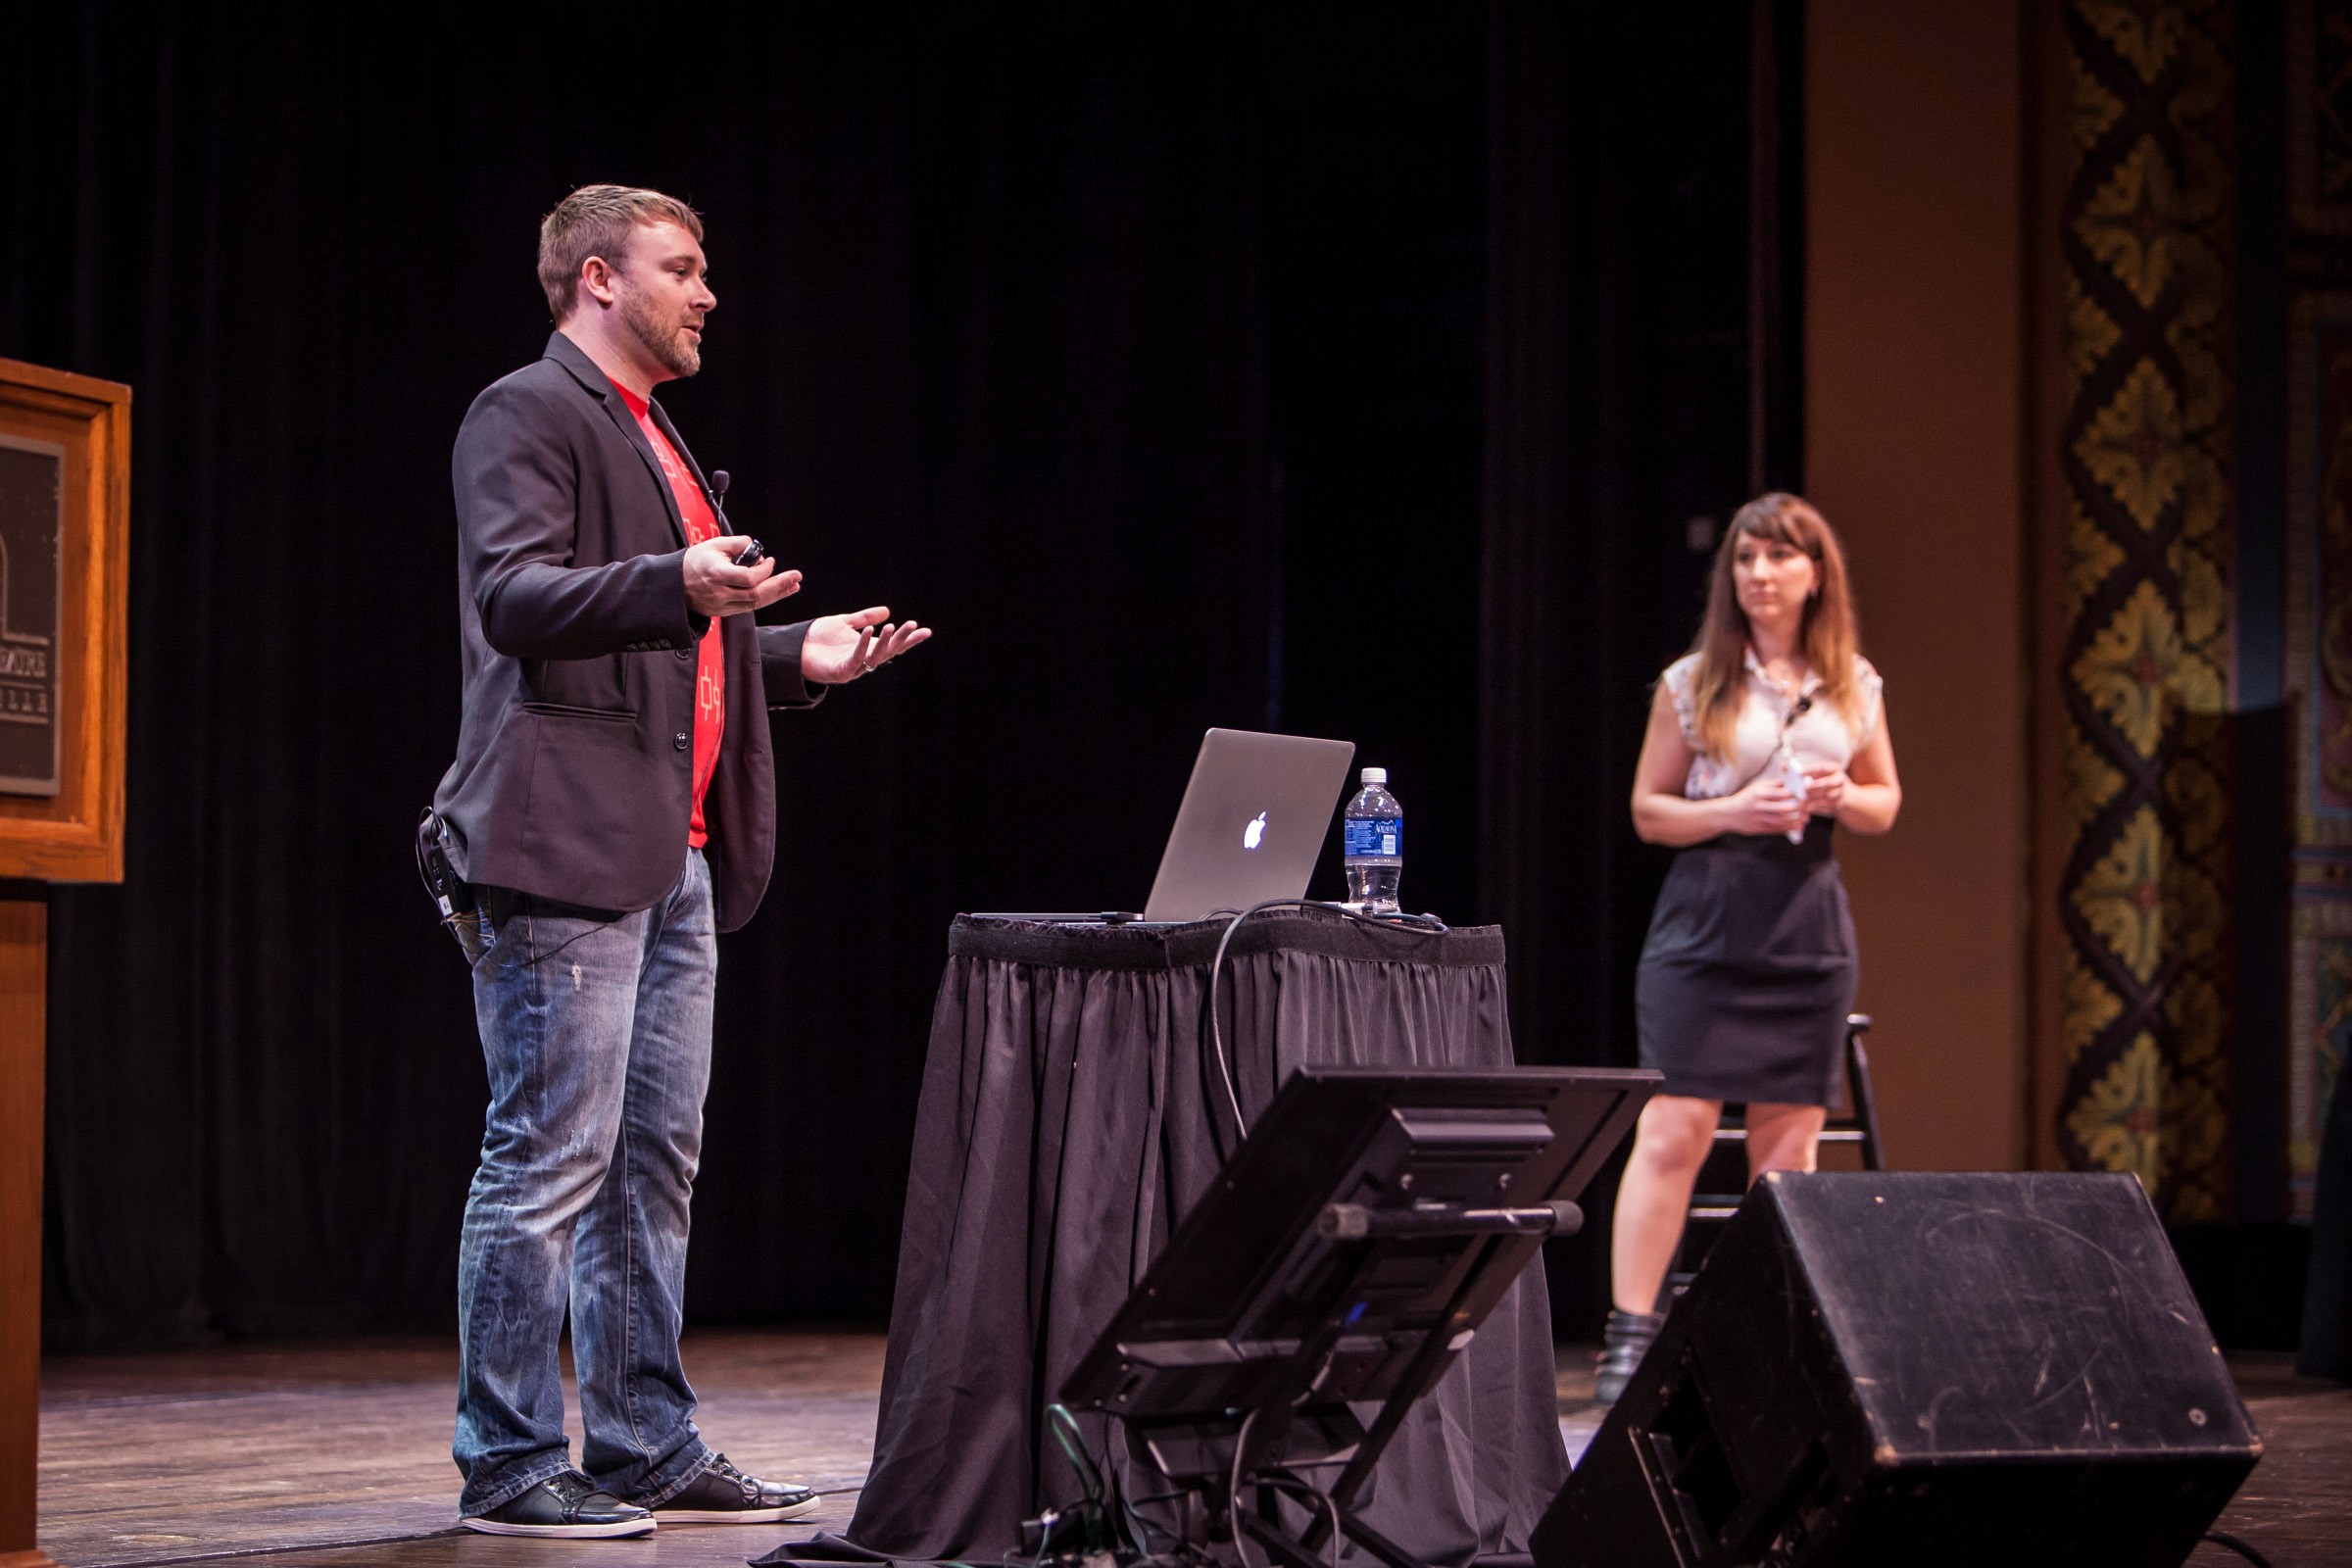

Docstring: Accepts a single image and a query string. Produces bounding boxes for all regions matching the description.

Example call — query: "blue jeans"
[453,850,719,1515]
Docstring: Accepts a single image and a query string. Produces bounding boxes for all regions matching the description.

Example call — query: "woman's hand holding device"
[1800,762,1850,820]
[1723,774,1808,838]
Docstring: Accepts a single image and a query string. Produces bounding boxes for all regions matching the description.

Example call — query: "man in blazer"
[432,185,928,1541]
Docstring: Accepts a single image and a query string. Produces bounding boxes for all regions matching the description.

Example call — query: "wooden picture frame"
[0,358,128,884]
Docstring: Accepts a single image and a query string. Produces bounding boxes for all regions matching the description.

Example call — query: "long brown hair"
[1683,493,1863,761]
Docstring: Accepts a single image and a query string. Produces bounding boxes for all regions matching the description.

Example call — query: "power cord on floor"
[2200,1530,2273,1566]
[1201,900,1449,1152]
[1023,1401,1209,1568]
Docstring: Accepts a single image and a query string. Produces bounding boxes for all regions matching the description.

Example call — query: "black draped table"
[838,909,1569,1563]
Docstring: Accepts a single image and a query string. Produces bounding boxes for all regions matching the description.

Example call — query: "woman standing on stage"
[1597,492,1902,1402]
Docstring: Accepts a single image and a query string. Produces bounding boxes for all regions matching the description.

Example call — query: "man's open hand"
[801,607,933,684]
[684,537,803,617]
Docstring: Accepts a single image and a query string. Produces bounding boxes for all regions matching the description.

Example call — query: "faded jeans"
[453,849,718,1515]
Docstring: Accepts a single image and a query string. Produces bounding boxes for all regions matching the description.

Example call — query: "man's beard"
[621,287,701,378]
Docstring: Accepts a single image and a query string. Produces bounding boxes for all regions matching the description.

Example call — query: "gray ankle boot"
[1593,1307,1665,1404]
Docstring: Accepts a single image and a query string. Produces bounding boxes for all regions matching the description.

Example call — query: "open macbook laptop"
[980,728,1356,925]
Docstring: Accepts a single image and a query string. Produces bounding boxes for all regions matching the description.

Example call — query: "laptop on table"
[980,728,1356,926]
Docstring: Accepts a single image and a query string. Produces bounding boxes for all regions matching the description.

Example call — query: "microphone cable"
[1201,899,1449,1154]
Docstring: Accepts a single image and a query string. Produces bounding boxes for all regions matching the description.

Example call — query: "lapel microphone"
[711,469,766,568]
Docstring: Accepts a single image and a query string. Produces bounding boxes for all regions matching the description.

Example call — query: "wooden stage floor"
[35,1330,2352,1566]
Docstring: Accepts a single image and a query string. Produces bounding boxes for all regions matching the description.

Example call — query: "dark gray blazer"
[432,331,821,930]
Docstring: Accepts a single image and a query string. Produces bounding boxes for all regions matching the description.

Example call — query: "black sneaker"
[462,1471,656,1539]
[647,1453,821,1524]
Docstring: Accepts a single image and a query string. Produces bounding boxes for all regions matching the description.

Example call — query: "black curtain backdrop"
[5,2,1769,1348]
[1481,3,1786,1334]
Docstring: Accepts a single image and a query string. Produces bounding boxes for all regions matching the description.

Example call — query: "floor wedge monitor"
[1535,1171,2260,1568]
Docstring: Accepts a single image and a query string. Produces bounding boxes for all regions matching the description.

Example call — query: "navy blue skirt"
[1635,820,1857,1107]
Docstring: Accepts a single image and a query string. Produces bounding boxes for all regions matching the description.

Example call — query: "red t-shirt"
[614,384,724,849]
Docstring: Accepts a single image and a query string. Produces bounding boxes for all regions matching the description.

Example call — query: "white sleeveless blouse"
[1660,650,1884,801]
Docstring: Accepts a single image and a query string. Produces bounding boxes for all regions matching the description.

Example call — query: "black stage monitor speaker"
[1534,1171,2261,1568]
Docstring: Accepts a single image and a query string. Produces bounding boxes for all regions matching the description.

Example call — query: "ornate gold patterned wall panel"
[2280,3,2352,1223]
[2283,300,2352,1218]
[2290,0,2352,232]
[2058,0,2236,1221]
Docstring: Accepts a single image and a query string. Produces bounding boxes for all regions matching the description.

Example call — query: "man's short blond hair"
[537,184,705,320]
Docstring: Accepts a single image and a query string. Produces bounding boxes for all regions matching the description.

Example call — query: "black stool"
[1663,1012,1884,1302]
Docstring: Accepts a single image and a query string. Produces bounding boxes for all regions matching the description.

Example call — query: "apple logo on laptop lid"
[1243,811,1267,851]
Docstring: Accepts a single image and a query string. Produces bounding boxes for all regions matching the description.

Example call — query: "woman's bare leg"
[1608,1094,1725,1314]
[1743,1102,1829,1184]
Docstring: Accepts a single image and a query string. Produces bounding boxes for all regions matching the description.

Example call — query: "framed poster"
[0,358,128,883]
[0,433,64,794]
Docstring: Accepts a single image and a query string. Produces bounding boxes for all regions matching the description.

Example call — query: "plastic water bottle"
[1343,767,1403,913]
[1779,746,1810,844]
